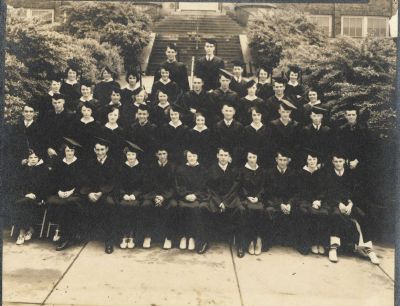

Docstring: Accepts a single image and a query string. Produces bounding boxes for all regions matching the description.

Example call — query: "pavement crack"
[230,244,244,306]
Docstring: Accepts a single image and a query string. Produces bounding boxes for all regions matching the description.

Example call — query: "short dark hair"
[125,71,140,82]
[275,149,291,159]
[166,43,178,52]
[217,147,231,155]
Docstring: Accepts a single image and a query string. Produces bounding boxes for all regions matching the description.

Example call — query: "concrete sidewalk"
[3,233,394,306]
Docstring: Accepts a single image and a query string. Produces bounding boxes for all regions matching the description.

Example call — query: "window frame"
[341,15,389,38]
[26,8,55,23]
[308,14,333,37]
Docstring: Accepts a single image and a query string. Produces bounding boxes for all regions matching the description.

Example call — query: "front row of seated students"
[13,138,380,265]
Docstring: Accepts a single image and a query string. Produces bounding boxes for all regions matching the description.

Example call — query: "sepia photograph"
[1,0,397,305]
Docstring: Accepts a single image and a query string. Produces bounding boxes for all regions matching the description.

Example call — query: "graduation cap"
[25,100,38,111]
[310,105,328,115]
[124,140,143,153]
[204,38,217,46]
[93,136,111,147]
[231,59,245,69]
[245,79,257,89]
[279,99,297,111]
[52,93,66,100]
[62,137,82,149]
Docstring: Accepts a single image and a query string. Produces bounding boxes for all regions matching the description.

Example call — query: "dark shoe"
[197,241,209,254]
[56,239,71,251]
[237,247,245,258]
[297,246,309,255]
[105,242,114,254]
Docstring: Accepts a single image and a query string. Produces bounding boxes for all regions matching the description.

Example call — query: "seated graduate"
[98,86,123,124]
[154,43,190,93]
[75,79,100,115]
[238,79,265,126]
[41,93,73,165]
[80,137,118,254]
[175,148,209,252]
[239,151,270,255]
[263,149,306,254]
[265,77,292,122]
[14,149,49,245]
[140,146,178,250]
[121,70,146,105]
[117,141,144,250]
[284,65,305,107]
[295,149,329,256]
[158,104,189,165]
[256,66,274,102]
[93,66,120,108]
[47,137,84,251]
[37,73,62,124]
[99,106,126,163]
[60,65,81,113]
[324,152,379,264]
[120,89,148,130]
[150,89,172,127]
[69,102,101,161]
[229,59,247,98]
[150,65,181,104]
[209,70,239,122]
[186,112,214,168]
[300,106,332,166]
[128,104,158,165]
[270,100,301,167]
[213,103,244,166]
[178,76,214,127]
[205,147,246,258]
[242,106,273,169]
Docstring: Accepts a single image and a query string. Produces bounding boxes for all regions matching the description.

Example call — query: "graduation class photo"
[2,1,397,305]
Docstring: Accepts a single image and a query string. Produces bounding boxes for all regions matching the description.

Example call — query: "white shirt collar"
[80,117,94,124]
[158,101,170,108]
[277,166,287,174]
[28,159,44,167]
[103,78,114,82]
[169,120,182,128]
[125,83,141,91]
[308,100,321,106]
[108,101,122,107]
[224,119,233,126]
[279,118,291,126]
[65,79,78,85]
[139,120,148,126]
[250,122,263,130]
[235,76,242,82]
[287,80,299,87]
[48,91,59,96]
[125,160,139,167]
[206,55,214,61]
[245,163,259,171]
[63,156,77,165]
[218,163,228,171]
[303,165,318,173]
[193,125,208,132]
[24,119,33,127]
[158,160,168,167]
[97,156,107,164]
[159,78,171,85]
[335,168,345,177]
[186,162,200,167]
[105,122,119,130]
[80,95,93,102]
[313,123,321,130]
[245,95,258,101]
[134,101,146,107]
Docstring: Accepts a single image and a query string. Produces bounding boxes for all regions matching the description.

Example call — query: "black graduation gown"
[69,119,101,161]
[143,161,175,201]
[285,83,305,106]
[270,119,301,157]
[242,124,273,168]
[336,123,370,164]
[60,82,81,112]
[118,162,144,201]
[186,128,214,167]
[237,97,265,126]
[300,124,332,164]
[150,80,181,104]
[229,78,247,98]
[98,125,126,162]
[194,56,225,91]
[74,98,101,117]
[120,102,148,130]
[263,167,297,210]
[150,104,171,128]
[121,85,146,105]
[50,158,85,194]
[93,80,121,107]
[299,102,330,125]
[41,109,73,152]
[209,88,239,121]
[213,120,244,163]
[175,164,209,204]
[12,119,44,162]
[265,95,292,122]
[17,162,49,200]
[323,167,357,208]
[238,166,265,202]
[158,123,189,164]
[179,90,214,127]
[128,121,158,163]
[256,82,274,102]
[295,168,325,207]
[155,61,190,93]
[37,93,55,123]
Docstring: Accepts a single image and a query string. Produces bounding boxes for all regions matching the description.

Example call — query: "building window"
[341,16,388,38]
[308,15,332,37]
[26,9,54,23]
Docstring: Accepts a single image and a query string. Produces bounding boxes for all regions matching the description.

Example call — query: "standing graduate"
[324,152,379,264]
[37,73,62,124]
[256,66,274,102]
[47,138,85,251]
[239,151,270,255]
[175,148,209,251]
[154,43,190,93]
[213,103,244,165]
[14,149,49,245]
[229,60,247,98]
[265,77,293,122]
[158,104,189,165]
[300,86,327,125]
[150,65,181,104]
[194,39,225,91]
[178,76,214,127]
[60,65,81,113]
[205,147,246,257]
[237,80,265,126]
[117,141,144,250]
[98,86,123,124]
[140,147,178,249]
[242,107,273,169]
[93,66,120,107]
[284,65,305,107]
[120,89,148,130]
[150,90,172,127]
[186,113,214,167]
[80,137,118,254]
[74,80,100,115]
[121,70,146,105]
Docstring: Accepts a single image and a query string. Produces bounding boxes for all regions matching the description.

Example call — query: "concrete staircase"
[147,13,245,75]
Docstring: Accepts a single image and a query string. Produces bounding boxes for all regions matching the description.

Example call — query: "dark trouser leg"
[163,200,178,241]
[330,208,359,247]
[198,204,211,243]
[229,205,246,249]
[14,197,38,230]
[98,196,117,244]
[139,200,155,242]
[294,209,310,250]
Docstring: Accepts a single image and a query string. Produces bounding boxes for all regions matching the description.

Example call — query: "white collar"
[97,156,107,164]
[169,120,182,128]
[287,80,299,87]
[126,83,141,91]
[125,160,139,167]
[245,95,258,101]
[193,125,208,132]
[167,59,177,63]
[335,168,345,177]
[303,165,318,173]
[159,78,171,85]
[158,160,168,167]
[55,109,64,114]
[224,119,233,126]
[48,91,59,96]
[308,100,321,106]
[109,101,121,106]
[65,79,78,85]
[134,101,146,107]
[234,76,242,82]
[103,78,114,82]
[24,119,33,127]
[81,117,94,124]
[28,159,44,167]
[80,95,93,102]
[63,156,77,165]
[206,55,214,61]
[250,122,263,130]
[258,79,269,85]
[313,123,321,130]
[105,122,119,130]
[158,102,170,108]
[218,163,228,171]
[279,118,291,126]
[245,163,258,171]
[277,166,287,174]
[186,162,200,167]
[139,120,148,126]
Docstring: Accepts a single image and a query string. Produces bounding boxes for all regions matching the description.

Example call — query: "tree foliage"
[60,2,152,69]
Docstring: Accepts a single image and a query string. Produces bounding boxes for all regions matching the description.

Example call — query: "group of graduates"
[11,39,380,264]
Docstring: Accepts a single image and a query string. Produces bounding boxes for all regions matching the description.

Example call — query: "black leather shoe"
[297,246,309,255]
[105,243,114,254]
[56,239,71,251]
[197,241,209,254]
[237,247,245,258]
